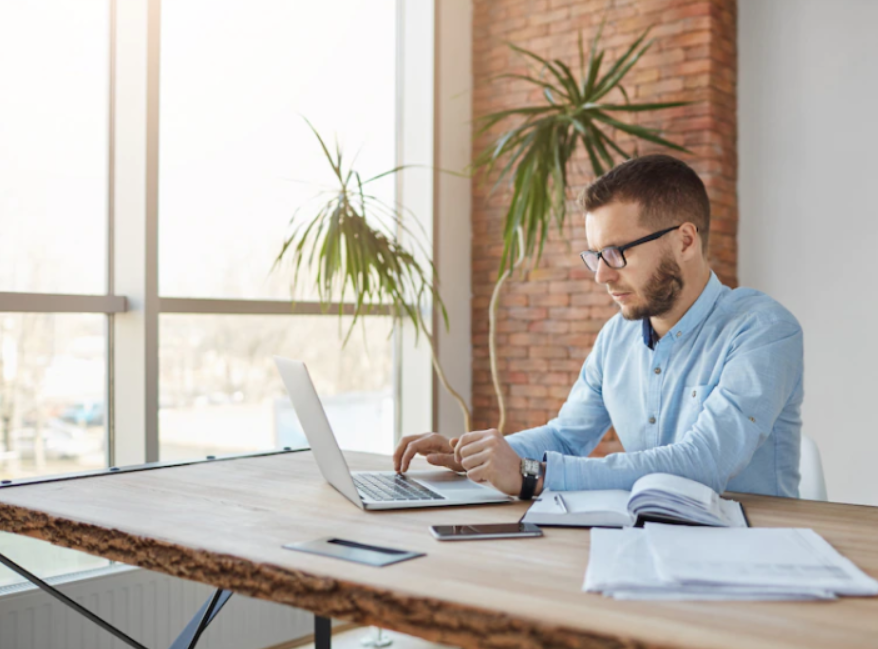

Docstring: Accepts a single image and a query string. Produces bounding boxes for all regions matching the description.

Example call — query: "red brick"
[508,358,550,372]
[510,384,549,398]
[528,319,570,334]
[509,332,548,346]
[541,372,571,385]
[549,359,586,373]
[471,0,737,429]
[548,279,587,294]
[530,346,569,359]
[570,292,613,307]
[529,293,571,307]
[507,307,548,321]
[570,320,606,334]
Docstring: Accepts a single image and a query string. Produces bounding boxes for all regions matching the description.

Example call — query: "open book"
[522,473,749,528]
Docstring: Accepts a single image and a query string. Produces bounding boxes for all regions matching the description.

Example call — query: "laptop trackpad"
[409,471,499,493]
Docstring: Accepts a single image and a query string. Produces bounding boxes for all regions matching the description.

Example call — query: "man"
[393,154,804,501]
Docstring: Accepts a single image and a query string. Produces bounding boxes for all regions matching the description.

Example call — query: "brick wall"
[470,0,738,451]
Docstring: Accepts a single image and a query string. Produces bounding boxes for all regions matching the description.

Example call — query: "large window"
[159,314,395,459]
[0,0,402,587]
[159,0,397,301]
[0,0,113,587]
[157,0,398,458]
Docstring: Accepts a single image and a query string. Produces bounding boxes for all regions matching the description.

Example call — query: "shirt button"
[654,368,662,375]
[676,332,682,338]
[692,391,697,398]
[649,416,656,424]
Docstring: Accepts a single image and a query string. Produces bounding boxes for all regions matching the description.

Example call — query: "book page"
[630,473,716,509]
[553,489,631,513]
[523,489,632,527]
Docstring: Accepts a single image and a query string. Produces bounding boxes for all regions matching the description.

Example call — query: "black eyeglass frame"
[579,224,692,272]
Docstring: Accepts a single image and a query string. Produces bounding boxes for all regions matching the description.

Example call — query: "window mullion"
[111,0,160,466]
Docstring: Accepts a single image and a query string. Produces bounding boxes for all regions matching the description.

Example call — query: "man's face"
[584,201,684,321]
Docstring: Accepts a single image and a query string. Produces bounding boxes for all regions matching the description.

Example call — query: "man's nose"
[594,257,618,285]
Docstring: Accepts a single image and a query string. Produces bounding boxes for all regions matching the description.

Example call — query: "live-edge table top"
[1,450,876,649]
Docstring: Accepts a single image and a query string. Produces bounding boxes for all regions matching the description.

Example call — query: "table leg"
[315,614,332,649]
[169,588,234,649]
[0,551,148,649]
[0,549,233,649]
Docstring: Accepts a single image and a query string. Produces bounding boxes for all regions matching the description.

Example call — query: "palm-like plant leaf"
[472,24,693,276]
[273,120,447,345]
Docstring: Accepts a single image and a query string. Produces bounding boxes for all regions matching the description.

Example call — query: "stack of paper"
[583,523,878,601]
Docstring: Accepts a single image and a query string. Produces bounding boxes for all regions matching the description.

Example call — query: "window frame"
[0,0,420,470]
[0,0,477,594]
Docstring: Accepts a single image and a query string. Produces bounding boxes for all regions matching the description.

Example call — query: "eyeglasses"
[579,225,686,273]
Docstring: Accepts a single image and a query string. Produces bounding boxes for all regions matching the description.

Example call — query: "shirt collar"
[641,271,724,348]
[642,317,658,349]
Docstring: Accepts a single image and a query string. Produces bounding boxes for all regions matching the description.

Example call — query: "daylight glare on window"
[157,0,398,459]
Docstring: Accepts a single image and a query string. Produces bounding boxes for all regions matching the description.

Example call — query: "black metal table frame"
[0,448,333,649]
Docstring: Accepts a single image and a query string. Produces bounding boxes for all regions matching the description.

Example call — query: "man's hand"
[393,433,465,474]
[453,428,523,496]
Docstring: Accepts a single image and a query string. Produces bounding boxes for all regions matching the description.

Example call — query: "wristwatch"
[519,458,541,500]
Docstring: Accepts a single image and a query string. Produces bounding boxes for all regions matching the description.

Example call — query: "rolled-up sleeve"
[541,316,804,493]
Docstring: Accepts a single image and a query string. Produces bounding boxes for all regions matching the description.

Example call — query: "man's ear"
[679,222,701,259]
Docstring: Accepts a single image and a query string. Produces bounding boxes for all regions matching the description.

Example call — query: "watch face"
[522,458,540,476]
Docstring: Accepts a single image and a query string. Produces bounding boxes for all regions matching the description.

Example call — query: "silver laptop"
[274,357,512,510]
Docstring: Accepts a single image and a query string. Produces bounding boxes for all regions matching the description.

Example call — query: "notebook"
[522,473,749,528]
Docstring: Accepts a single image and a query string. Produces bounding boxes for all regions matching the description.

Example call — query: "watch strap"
[518,473,537,500]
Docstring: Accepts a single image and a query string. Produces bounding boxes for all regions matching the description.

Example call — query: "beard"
[618,253,685,321]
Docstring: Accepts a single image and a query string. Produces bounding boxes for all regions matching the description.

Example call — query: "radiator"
[0,565,314,649]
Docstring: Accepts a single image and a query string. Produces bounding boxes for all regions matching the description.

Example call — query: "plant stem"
[489,268,511,434]
[416,309,472,433]
[489,227,526,435]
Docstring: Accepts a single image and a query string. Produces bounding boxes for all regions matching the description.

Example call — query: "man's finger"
[460,449,490,472]
[454,431,489,464]
[458,436,491,461]
[454,432,476,465]
[400,442,425,474]
[426,453,460,471]
[393,435,417,471]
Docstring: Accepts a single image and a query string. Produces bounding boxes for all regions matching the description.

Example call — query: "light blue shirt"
[506,271,804,498]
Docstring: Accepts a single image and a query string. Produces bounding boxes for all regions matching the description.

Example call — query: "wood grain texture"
[1,451,877,649]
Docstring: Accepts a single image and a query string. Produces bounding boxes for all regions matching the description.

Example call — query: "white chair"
[799,434,828,501]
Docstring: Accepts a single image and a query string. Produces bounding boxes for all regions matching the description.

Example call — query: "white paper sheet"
[645,524,878,596]
[583,527,841,601]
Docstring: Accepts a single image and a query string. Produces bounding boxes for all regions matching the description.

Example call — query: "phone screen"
[431,522,542,539]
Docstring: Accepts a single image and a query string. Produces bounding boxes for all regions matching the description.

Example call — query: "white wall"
[739,0,878,506]
[435,0,473,437]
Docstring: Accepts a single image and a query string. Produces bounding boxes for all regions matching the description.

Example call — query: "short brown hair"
[579,154,710,252]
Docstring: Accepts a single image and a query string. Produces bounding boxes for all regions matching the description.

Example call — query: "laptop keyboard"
[354,473,446,502]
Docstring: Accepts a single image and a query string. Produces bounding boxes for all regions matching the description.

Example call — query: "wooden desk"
[1,450,877,649]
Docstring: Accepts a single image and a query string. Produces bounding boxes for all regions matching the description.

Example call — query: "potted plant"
[472,23,693,432]
[274,120,472,431]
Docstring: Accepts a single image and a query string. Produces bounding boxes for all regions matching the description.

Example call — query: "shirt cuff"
[543,451,571,491]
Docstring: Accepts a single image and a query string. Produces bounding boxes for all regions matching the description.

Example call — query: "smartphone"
[429,522,543,541]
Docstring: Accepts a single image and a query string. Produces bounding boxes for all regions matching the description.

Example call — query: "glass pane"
[159,0,398,300]
[0,536,112,588]
[0,1,109,294]
[0,314,107,479]
[159,314,394,461]
[0,312,109,586]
